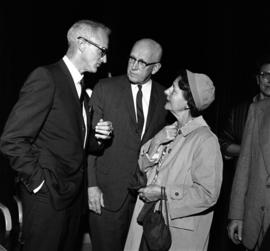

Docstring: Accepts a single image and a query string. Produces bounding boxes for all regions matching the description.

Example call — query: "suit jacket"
[0,60,101,210]
[228,98,270,250]
[219,100,251,157]
[88,75,169,211]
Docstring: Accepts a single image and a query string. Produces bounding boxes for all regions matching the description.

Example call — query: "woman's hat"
[186,70,215,111]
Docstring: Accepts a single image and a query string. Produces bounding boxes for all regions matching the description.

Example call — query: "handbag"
[137,186,172,251]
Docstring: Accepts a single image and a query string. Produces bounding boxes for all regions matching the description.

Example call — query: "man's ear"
[151,63,162,75]
[78,39,86,53]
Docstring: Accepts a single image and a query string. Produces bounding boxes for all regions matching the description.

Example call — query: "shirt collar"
[130,79,152,91]
[180,116,209,136]
[63,55,83,84]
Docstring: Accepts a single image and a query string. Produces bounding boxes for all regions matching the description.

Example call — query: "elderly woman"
[124,70,223,251]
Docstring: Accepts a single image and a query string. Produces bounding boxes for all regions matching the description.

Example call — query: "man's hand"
[88,186,104,214]
[94,119,113,140]
[227,219,243,245]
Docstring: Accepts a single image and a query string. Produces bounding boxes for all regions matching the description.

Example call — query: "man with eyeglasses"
[212,56,270,251]
[87,38,170,251]
[0,20,113,251]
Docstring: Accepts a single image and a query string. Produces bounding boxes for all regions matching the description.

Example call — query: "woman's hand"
[138,184,162,202]
[153,122,178,145]
[147,122,178,157]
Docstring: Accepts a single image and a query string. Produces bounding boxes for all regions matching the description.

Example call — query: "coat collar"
[179,116,209,136]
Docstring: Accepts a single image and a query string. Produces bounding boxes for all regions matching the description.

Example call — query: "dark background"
[1,3,270,133]
[1,2,269,187]
[1,4,269,181]
[1,3,270,250]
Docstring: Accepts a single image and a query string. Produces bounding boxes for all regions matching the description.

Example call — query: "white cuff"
[33,180,45,193]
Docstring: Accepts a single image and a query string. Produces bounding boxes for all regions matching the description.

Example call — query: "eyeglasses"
[128,56,159,69]
[258,71,270,83]
[77,36,108,58]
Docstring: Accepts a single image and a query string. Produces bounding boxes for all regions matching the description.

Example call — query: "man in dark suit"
[88,38,170,251]
[0,20,113,251]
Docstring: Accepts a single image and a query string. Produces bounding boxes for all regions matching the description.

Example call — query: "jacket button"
[175,192,179,196]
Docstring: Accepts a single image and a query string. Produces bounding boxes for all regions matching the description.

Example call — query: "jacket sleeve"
[219,102,250,158]
[0,67,55,192]
[219,108,236,156]
[86,129,104,154]
[167,136,223,219]
[87,81,104,187]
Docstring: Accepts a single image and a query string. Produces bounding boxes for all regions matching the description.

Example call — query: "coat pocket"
[170,216,196,231]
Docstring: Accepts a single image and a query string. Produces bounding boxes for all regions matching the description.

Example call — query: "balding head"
[127,38,162,84]
[132,39,163,63]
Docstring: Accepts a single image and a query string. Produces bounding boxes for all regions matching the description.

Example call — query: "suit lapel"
[59,60,81,109]
[122,79,137,128]
[141,82,158,143]
[58,60,85,145]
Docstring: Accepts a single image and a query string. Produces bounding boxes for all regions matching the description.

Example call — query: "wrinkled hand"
[88,186,104,214]
[153,122,178,145]
[227,219,243,245]
[138,184,162,202]
[148,122,178,157]
[95,119,113,140]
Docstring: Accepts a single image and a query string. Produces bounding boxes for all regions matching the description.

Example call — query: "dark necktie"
[79,78,88,147]
[79,78,86,107]
[136,84,144,136]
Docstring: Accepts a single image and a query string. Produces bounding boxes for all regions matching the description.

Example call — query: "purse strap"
[160,186,170,227]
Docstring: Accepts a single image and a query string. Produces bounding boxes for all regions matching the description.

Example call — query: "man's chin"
[91,67,98,73]
[128,77,137,83]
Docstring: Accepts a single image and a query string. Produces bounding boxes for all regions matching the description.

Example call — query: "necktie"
[79,78,87,147]
[136,84,144,136]
[79,78,86,107]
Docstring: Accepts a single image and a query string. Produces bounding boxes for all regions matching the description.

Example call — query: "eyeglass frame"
[258,71,270,83]
[128,55,159,69]
[77,36,108,58]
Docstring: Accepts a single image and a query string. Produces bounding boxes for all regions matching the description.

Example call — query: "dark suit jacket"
[0,60,101,210]
[228,98,270,250]
[219,100,251,157]
[88,75,169,211]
